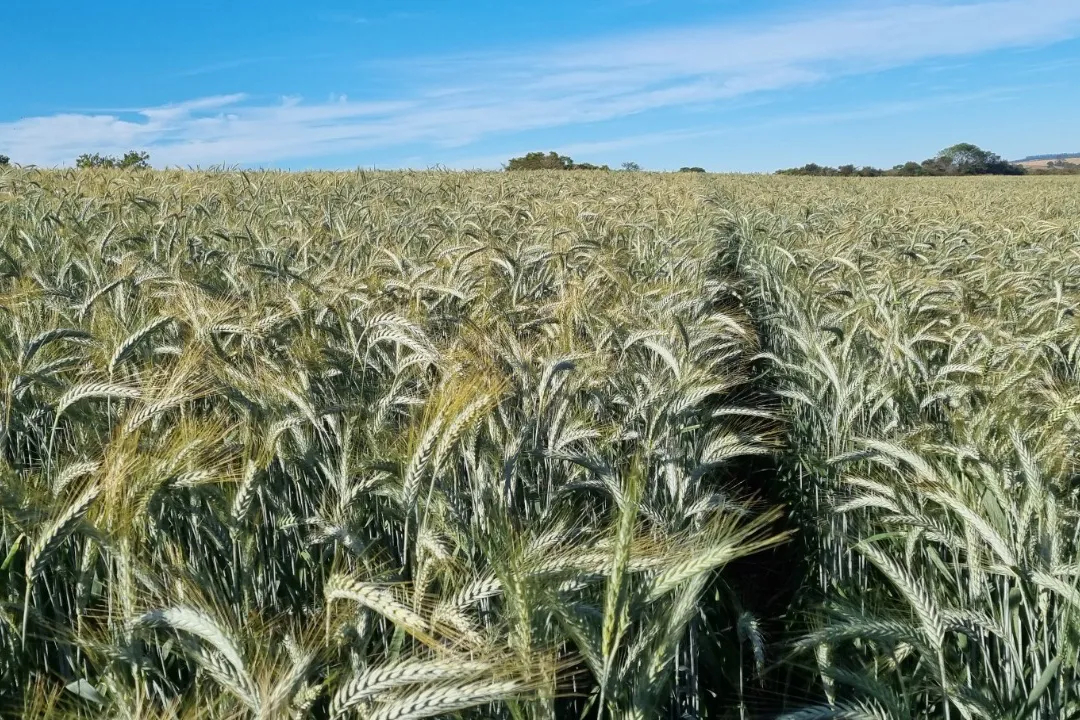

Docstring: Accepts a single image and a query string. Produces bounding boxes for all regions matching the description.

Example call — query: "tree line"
[504,152,636,172]
[0,151,151,170]
[775,143,1027,176]
[503,144,1064,176]
[0,144,1075,175]
[1038,159,1080,173]
[503,151,705,173]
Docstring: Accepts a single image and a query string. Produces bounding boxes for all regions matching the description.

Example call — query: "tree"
[620,161,641,172]
[75,150,151,170]
[75,153,105,169]
[505,151,574,170]
[936,143,991,174]
[934,143,1023,175]
[0,155,9,166]
[678,167,706,173]
[118,150,151,169]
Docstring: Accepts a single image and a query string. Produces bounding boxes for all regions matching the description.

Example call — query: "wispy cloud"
[4,0,1080,167]
[318,10,422,26]
[445,86,1022,170]
[172,57,283,78]
[318,11,372,25]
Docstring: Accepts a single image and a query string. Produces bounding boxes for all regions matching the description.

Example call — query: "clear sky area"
[2,0,1078,170]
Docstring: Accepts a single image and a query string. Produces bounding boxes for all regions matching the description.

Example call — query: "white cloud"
[548,0,1080,74]
[139,94,250,121]
[3,0,1079,167]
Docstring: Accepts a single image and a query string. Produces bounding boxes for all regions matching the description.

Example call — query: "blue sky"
[2,0,1078,171]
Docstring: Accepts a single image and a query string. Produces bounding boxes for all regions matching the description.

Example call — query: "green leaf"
[1025,655,1061,713]
[1,534,24,571]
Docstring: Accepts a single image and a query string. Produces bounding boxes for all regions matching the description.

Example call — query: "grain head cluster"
[724,177,1080,718]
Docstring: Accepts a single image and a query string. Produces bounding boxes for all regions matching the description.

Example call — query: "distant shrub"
[679,167,706,173]
[892,161,928,176]
[505,152,574,171]
[0,155,9,166]
[505,152,612,171]
[75,150,151,170]
[1031,163,1080,175]
[776,163,837,176]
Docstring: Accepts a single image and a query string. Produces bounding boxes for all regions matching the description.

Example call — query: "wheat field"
[0,168,1077,718]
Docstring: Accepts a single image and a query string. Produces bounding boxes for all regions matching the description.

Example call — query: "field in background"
[1015,155,1080,169]
[0,168,1077,718]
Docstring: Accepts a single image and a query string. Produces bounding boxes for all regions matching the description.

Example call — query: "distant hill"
[1014,152,1080,162]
